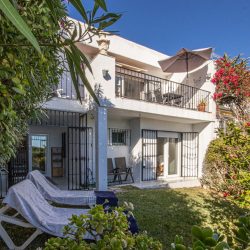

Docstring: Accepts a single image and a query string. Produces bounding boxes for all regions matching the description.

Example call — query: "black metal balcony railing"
[115,66,210,112]
[52,70,85,100]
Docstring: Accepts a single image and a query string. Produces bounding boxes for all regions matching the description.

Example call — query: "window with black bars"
[108,128,131,146]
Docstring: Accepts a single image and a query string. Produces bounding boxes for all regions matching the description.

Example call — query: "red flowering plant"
[212,54,250,124]
[203,55,250,207]
[212,55,250,103]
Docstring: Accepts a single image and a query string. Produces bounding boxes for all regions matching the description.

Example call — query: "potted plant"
[197,99,206,112]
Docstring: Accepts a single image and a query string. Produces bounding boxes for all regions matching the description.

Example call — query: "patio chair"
[114,157,134,183]
[107,158,122,184]
[153,89,164,104]
[0,179,92,250]
[27,170,118,207]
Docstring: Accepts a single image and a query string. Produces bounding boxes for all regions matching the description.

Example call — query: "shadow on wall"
[130,153,142,182]
[87,83,115,110]
[181,64,209,88]
[178,65,210,110]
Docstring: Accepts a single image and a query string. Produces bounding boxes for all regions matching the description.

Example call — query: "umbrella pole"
[185,52,189,79]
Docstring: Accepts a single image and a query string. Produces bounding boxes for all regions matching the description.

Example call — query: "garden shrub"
[44,203,162,250]
[206,54,250,208]
[234,214,250,249]
[202,122,250,207]
[171,225,229,250]
[171,214,250,250]
[211,54,250,122]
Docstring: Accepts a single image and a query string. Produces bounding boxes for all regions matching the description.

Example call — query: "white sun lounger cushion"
[26,170,96,206]
[3,180,92,238]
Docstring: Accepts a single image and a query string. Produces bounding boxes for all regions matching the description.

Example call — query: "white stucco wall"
[43,98,87,113]
[107,118,130,161]
[130,118,142,182]
[84,53,216,123]
[140,118,193,132]
[193,122,216,178]
[37,21,218,186]
[28,113,216,185]
[88,115,213,183]
[87,115,132,182]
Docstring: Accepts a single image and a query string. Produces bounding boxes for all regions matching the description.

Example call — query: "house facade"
[8,22,217,192]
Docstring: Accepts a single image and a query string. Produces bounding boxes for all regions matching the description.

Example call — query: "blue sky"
[68,0,250,58]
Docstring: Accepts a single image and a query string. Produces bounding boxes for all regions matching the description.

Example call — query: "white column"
[95,106,108,191]
[130,118,142,182]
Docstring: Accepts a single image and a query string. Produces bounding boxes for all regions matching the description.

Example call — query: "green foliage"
[171,226,229,250]
[171,215,250,250]
[0,0,63,165]
[202,122,250,207]
[218,123,250,171]
[0,0,121,104]
[0,0,121,165]
[234,214,250,249]
[44,203,162,250]
[0,0,41,53]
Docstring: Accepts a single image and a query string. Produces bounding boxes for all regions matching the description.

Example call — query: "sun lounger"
[26,170,96,206]
[0,179,92,250]
[27,170,119,207]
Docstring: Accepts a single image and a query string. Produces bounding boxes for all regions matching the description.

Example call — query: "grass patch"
[0,187,247,249]
[117,187,248,249]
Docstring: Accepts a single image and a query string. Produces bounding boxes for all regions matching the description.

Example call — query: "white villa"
[7,21,217,192]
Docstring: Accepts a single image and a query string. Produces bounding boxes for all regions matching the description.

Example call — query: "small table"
[163,93,183,106]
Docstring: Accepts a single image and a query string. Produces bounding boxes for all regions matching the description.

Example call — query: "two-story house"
[7,20,216,192]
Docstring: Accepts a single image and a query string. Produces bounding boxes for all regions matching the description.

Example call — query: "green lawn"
[0,187,247,249]
[117,186,248,249]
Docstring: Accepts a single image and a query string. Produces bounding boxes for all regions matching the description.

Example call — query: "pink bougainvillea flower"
[211,78,216,83]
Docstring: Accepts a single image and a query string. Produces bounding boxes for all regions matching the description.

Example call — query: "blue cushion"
[95,191,118,207]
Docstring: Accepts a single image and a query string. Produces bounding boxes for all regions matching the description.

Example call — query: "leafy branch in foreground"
[0,0,121,165]
[0,0,121,103]
[0,0,41,53]
[44,203,162,250]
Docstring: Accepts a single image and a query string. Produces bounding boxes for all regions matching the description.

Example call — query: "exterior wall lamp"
[102,69,109,78]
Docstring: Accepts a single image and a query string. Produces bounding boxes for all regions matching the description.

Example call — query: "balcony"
[115,66,210,112]
[52,70,85,101]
